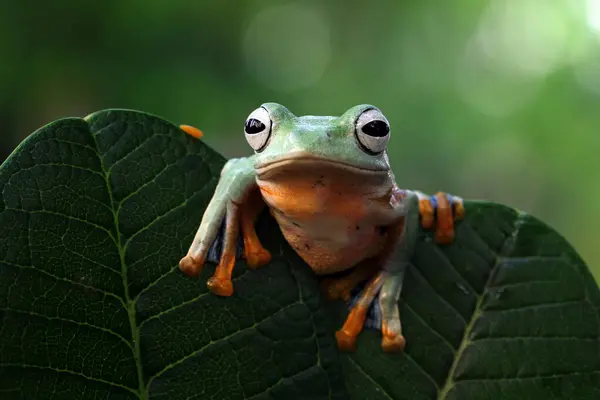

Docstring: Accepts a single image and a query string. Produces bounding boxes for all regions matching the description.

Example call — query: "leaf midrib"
[89,123,146,399]
[437,211,525,399]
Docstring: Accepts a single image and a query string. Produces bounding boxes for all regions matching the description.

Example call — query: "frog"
[178,103,464,353]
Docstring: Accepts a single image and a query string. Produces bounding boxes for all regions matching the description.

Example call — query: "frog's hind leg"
[335,271,386,352]
[179,157,257,296]
[240,188,271,269]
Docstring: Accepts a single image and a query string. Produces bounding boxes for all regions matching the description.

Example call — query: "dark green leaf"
[1,110,598,400]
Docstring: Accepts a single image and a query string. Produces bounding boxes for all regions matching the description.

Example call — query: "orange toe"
[180,124,203,139]
[179,255,204,277]
[454,200,465,220]
[434,192,454,244]
[381,333,406,353]
[419,198,434,229]
[207,277,234,296]
[336,329,358,352]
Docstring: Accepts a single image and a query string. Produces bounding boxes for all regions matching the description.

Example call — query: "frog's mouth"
[255,154,389,179]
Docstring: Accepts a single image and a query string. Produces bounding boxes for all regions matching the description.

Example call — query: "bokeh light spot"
[456,0,578,117]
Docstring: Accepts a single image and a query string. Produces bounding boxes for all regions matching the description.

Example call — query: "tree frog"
[179,103,463,353]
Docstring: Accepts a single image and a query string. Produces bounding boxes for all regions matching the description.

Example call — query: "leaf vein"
[345,356,394,400]
[0,260,125,303]
[437,211,526,400]
[404,302,457,352]
[0,363,139,395]
[1,308,132,349]
[410,264,467,326]
[146,300,302,387]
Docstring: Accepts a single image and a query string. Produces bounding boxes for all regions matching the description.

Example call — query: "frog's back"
[256,163,397,274]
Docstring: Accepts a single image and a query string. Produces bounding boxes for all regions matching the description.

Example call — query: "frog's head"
[244,103,392,179]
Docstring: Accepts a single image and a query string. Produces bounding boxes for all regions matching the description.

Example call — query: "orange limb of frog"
[240,189,271,269]
[206,202,240,296]
[419,198,434,229]
[320,261,378,302]
[434,192,454,244]
[335,271,386,352]
[180,124,203,139]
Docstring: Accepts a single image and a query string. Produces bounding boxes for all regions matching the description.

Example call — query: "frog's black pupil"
[362,120,389,137]
[245,118,265,134]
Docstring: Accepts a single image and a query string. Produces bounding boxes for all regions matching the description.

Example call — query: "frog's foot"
[381,321,405,353]
[180,124,203,139]
[206,276,234,297]
[320,261,377,302]
[241,188,271,269]
[335,307,368,352]
[417,191,464,244]
[179,254,205,277]
[378,273,406,353]
[336,272,385,352]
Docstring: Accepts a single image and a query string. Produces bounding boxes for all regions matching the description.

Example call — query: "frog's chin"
[255,154,389,179]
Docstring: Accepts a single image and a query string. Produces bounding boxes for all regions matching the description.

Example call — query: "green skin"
[181,103,461,351]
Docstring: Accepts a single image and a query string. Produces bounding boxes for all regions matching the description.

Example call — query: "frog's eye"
[355,108,390,154]
[244,107,272,151]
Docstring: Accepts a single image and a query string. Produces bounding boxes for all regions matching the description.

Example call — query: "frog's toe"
[180,124,203,139]
[453,196,465,220]
[179,255,204,277]
[335,306,369,352]
[433,192,455,244]
[419,197,435,229]
[207,277,234,296]
[335,329,358,352]
[381,333,406,353]
[245,247,271,269]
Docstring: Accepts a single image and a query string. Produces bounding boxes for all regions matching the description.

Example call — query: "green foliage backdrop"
[0,0,598,281]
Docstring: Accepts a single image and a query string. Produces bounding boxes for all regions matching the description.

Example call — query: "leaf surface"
[0,110,598,399]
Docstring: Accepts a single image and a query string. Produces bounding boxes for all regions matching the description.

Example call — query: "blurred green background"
[1,0,598,282]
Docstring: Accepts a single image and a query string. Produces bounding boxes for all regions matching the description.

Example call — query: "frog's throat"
[255,154,389,178]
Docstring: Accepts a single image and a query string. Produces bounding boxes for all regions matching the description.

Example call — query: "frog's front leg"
[378,192,421,352]
[179,157,264,296]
